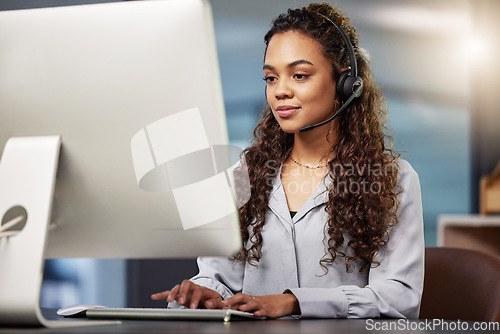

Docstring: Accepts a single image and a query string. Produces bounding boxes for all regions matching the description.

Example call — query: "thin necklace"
[289,156,328,169]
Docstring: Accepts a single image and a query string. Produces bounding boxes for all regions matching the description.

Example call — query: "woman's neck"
[290,125,337,166]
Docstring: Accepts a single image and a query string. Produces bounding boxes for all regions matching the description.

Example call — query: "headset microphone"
[299,85,361,132]
[299,13,363,133]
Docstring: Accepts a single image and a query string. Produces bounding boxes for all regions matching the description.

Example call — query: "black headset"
[299,13,363,132]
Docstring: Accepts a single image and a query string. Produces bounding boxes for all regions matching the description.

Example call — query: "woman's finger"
[204,298,219,309]
[150,290,170,300]
[176,280,195,305]
[189,286,203,309]
[167,284,181,303]
[223,293,256,308]
[238,298,259,312]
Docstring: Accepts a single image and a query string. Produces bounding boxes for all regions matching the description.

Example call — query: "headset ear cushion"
[336,70,363,101]
[336,70,351,101]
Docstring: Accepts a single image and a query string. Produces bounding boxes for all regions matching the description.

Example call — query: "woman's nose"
[274,79,293,100]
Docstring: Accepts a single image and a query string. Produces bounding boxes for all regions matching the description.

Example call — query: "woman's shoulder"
[395,158,421,193]
[396,158,418,178]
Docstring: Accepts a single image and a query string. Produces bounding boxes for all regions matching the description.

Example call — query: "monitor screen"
[0,0,243,259]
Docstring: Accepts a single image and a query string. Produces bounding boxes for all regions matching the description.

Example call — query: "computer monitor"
[0,0,244,259]
[0,0,247,326]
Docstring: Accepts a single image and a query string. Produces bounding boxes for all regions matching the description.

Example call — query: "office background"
[1,0,499,309]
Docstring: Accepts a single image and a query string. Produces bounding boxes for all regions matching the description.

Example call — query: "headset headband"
[316,13,358,78]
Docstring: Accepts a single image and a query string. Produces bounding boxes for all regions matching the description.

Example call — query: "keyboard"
[85,307,265,321]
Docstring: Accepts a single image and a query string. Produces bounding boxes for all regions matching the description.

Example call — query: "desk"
[0,310,498,334]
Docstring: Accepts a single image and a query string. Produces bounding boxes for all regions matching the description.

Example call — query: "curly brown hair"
[234,3,400,272]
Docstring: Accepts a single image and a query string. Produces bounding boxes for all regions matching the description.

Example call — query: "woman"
[152,3,424,319]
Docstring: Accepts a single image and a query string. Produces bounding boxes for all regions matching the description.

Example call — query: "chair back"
[419,247,500,321]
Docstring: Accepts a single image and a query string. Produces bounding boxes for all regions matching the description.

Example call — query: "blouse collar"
[267,163,332,224]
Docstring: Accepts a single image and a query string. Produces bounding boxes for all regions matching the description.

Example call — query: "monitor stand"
[0,136,118,328]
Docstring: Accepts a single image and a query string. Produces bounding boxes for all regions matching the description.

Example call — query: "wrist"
[283,292,301,315]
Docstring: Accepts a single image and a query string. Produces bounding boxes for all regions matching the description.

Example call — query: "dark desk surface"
[0,309,498,334]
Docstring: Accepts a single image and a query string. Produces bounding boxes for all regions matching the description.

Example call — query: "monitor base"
[0,136,117,328]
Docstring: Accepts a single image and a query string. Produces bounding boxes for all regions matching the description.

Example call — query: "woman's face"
[264,30,337,134]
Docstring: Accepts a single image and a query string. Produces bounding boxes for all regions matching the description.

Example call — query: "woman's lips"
[276,106,300,118]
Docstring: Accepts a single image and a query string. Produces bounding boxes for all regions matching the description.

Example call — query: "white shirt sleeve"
[289,161,425,318]
[189,256,245,300]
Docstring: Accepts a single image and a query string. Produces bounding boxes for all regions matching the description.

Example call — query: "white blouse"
[188,159,424,319]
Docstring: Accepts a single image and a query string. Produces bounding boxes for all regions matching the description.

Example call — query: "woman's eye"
[263,76,276,83]
[294,74,309,80]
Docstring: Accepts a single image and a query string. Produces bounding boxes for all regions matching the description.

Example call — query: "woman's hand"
[221,293,300,319]
[151,280,224,309]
